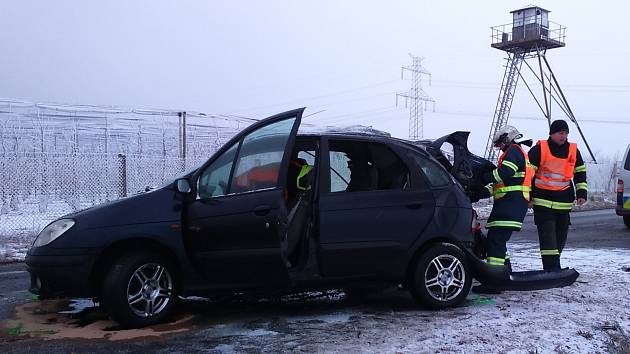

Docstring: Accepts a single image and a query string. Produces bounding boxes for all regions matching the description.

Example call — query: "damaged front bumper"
[463,248,580,291]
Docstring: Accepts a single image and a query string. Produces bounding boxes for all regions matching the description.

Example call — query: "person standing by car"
[481,126,534,273]
[528,120,587,271]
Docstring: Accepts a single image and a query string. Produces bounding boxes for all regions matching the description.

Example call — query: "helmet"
[493,125,523,146]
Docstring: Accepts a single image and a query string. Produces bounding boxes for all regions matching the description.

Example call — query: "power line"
[431,109,630,125]
[314,106,401,122]
[431,79,630,89]
[225,79,400,115]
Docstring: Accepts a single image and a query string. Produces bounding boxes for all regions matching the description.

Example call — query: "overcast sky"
[1,0,629,159]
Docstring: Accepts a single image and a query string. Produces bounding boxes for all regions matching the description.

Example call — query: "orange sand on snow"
[2,300,194,341]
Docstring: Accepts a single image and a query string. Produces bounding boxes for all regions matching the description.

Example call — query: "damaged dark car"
[25,108,578,328]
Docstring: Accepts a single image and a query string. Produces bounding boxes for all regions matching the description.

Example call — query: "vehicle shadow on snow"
[1,287,493,342]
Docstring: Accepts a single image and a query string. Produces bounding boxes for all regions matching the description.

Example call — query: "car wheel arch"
[90,237,183,297]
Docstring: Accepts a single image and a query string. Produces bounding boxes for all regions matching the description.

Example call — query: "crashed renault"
[26,108,578,328]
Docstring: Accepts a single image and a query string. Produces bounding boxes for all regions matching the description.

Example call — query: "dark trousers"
[485,192,528,266]
[486,227,513,263]
[534,206,570,270]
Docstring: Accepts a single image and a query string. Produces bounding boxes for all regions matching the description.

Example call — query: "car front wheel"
[101,252,177,328]
[624,216,630,229]
[409,243,472,309]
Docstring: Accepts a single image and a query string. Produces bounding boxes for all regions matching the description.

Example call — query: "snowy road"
[1,209,629,353]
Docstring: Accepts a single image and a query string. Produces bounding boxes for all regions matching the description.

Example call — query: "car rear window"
[625,147,630,171]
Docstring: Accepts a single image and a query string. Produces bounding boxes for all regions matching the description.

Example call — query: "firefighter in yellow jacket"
[528,120,587,271]
[481,125,535,269]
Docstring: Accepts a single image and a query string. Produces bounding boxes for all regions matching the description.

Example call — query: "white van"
[617,144,630,228]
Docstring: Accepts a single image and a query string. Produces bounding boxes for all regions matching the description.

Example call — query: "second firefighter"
[482,125,535,268]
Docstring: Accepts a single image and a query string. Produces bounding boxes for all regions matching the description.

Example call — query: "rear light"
[618,179,624,193]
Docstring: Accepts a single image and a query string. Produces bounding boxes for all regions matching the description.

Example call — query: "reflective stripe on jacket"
[534,140,576,191]
[493,144,535,201]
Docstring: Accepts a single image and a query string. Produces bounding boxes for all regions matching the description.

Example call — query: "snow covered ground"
[187,242,630,353]
[3,242,629,353]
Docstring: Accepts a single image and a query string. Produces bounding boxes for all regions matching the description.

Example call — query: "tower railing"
[490,18,566,46]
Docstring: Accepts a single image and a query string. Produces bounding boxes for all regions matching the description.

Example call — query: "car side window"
[328,141,410,193]
[229,118,296,194]
[198,143,238,199]
[329,151,352,192]
[411,153,451,188]
[297,150,315,165]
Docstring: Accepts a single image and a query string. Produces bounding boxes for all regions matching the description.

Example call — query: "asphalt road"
[0,209,627,353]
[513,208,630,249]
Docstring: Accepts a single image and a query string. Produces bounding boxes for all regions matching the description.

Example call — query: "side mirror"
[175,178,192,194]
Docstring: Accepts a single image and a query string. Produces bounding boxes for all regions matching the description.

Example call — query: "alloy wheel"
[126,263,173,318]
[424,254,466,302]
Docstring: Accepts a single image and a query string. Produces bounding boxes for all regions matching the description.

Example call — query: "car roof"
[297,132,430,153]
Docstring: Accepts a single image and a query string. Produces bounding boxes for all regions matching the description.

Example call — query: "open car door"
[425,131,580,291]
[184,108,305,287]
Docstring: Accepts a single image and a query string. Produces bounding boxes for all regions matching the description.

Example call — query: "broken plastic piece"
[464,248,580,291]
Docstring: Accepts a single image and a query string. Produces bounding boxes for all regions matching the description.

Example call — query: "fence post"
[118,153,127,197]
[179,111,187,173]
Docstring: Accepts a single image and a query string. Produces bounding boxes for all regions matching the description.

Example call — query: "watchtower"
[484,6,595,162]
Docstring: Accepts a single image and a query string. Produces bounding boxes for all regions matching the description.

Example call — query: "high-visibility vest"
[296,164,313,190]
[493,144,535,201]
[534,140,576,191]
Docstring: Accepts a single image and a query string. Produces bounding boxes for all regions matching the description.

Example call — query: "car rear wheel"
[101,252,177,328]
[409,243,472,309]
[624,216,630,229]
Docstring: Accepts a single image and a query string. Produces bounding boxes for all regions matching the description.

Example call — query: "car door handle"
[406,203,423,209]
[253,205,271,216]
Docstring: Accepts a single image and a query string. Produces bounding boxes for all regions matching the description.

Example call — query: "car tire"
[624,216,630,229]
[101,251,177,328]
[409,243,472,309]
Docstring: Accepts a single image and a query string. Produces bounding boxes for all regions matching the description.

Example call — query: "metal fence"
[0,153,209,241]
[0,99,621,260]
[0,99,254,258]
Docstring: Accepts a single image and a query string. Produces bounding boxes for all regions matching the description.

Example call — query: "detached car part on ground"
[26,108,578,328]
[422,132,579,291]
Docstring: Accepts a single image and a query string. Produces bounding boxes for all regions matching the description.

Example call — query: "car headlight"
[32,219,75,248]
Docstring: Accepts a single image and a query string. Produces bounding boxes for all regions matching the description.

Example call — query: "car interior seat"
[366,162,379,190]
[346,158,378,192]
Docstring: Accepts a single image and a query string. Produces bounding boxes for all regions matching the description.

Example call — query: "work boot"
[542,255,561,271]
[472,284,502,294]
